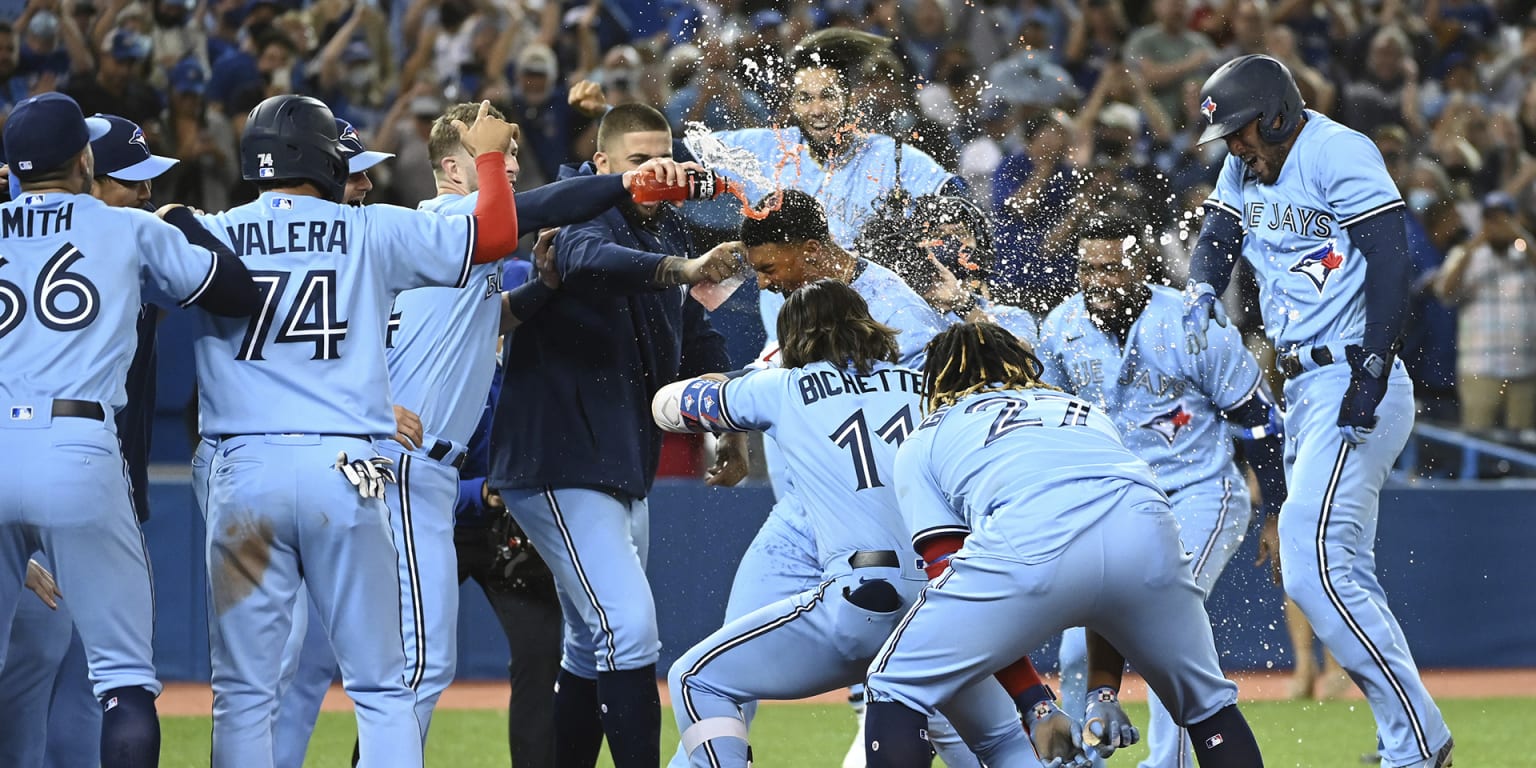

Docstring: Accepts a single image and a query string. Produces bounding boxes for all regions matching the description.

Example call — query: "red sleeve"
[471,153,519,264]
[995,656,1045,699]
[918,535,965,580]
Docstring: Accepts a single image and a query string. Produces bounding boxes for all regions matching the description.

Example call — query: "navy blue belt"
[52,399,104,421]
[848,550,900,569]
[426,438,467,470]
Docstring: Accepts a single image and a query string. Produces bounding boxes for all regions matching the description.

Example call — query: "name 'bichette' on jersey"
[194,192,476,437]
[0,193,216,409]
[896,389,1165,565]
[694,360,926,572]
[1037,285,1260,493]
[1205,110,1403,349]
[384,191,503,445]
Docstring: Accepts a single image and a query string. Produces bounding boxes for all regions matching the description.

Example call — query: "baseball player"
[0,92,260,768]
[864,322,1266,768]
[653,280,1043,768]
[1036,216,1286,768]
[0,112,186,768]
[1184,54,1453,767]
[489,103,744,768]
[191,95,521,768]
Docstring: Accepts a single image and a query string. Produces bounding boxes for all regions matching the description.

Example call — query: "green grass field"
[159,697,1521,767]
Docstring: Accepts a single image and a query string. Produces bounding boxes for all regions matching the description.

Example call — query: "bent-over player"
[864,323,1265,768]
[1185,54,1452,767]
[1037,217,1286,768]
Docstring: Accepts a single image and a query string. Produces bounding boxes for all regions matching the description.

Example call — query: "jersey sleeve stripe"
[1339,200,1405,228]
[912,525,971,548]
[1216,372,1262,414]
[177,249,219,308]
[454,214,476,289]
[1205,199,1241,219]
[716,380,743,432]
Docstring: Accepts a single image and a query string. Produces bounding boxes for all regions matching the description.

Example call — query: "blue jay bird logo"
[339,124,361,145]
[1144,404,1192,446]
[1288,239,1344,293]
[129,127,148,151]
[1200,96,1218,123]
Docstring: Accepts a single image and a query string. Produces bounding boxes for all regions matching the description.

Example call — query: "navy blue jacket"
[119,305,157,522]
[488,162,730,499]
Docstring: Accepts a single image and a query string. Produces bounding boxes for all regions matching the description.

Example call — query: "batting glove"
[1337,345,1390,446]
[1022,699,1091,768]
[333,452,397,500]
[1082,687,1139,758]
[1182,281,1229,355]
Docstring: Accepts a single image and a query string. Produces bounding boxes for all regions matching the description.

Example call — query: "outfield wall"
[140,478,1533,682]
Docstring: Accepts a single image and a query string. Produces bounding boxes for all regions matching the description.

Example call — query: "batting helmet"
[241,95,347,202]
[1195,55,1306,146]
[911,195,995,279]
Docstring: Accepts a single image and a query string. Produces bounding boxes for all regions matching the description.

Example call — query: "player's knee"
[1187,704,1263,767]
[679,716,748,760]
[100,686,159,768]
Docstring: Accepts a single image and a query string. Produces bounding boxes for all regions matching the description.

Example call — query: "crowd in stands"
[2,0,1534,434]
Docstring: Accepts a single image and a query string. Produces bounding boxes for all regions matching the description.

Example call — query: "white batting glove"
[333,452,397,500]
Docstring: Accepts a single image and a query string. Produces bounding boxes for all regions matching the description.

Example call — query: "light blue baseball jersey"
[759,259,947,370]
[689,360,926,570]
[895,389,1165,564]
[385,192,503,445]
[716,128,952,248]
[1036,285,1261,494]
[1205,110,1404,349]
[0,193,215,410]
[194,192,475,437]
[953,298,1039,350]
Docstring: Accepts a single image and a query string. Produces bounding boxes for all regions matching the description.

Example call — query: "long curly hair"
[777,279,899,376]
[921,322,1055,412]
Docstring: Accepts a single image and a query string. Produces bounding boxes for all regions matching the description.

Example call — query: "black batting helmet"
[1195,54,1305,146]
[241,95,347,202]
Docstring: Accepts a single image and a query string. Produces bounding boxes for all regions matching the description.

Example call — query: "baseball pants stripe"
[399,455,427,690]
[1314,442,1431,760]
[544,487,620,669]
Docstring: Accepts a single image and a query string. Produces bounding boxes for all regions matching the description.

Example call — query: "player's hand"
[706,432,751,487]
[568,79,609,118]
[1022,700,1091,768]
[454,100,515,157]
[533,228,560,290]
[1082,687,1140,758]
[480,479,505,511]
[391,404,423,450]
[1253,514,1281,585]
[682,241,746,285]
[1337,345,1390,445]
[1182,280,1229,354]
[333,451,397,500]
[154,203,187,219]
[25,559,60,610]
[622,157,700,190]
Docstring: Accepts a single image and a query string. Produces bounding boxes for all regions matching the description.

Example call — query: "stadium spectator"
[1121,0,1216,122]
[65,27,159,133]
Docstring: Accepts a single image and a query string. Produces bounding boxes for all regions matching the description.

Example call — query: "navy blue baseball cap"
[4,93,111,181]
[106,28,152,61]
[335,118,393,173]
[91,114,177,182]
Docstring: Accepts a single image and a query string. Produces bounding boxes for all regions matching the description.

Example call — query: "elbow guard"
[652,378,736,434]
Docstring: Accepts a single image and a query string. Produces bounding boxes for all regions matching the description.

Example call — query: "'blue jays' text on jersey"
[0,193,214,410]
[895,389,1165,564]
[758,259,948,369]
[714,128,953,248]
[1205,110,1404,350]
[194,192,476,437]
[693,360,927,570]
[384,192,504,445]
[1036,285,1260,494]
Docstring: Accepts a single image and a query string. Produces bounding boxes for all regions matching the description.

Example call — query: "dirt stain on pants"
[211,518,276,616]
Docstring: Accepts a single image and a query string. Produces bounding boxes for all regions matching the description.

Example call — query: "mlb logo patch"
[1200,96,1217,122]
[269,197,293,210]
[9,406,33,420]
[259,167,276,178]
[22,194,45,205]
[1289,239,1344,293]
[105,696,119,712]
[1205,733,1225,749]
[16,160,31,170]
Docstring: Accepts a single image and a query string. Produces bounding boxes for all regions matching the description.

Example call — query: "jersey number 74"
[238,269,349,360]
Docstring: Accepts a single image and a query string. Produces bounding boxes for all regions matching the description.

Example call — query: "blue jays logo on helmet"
[339,124,360,144]
[129,126,148,151]
[1143,403,1192,446]
[1200,96,1217,123]
[1288,239,1344,293]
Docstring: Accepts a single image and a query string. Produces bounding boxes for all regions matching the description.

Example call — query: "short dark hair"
[740,189,828,247]
[255,30,297,56]
[790,28,891,85]
[1077,215,1140,244]
[596,103,670,153]
[777,279,899,375]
